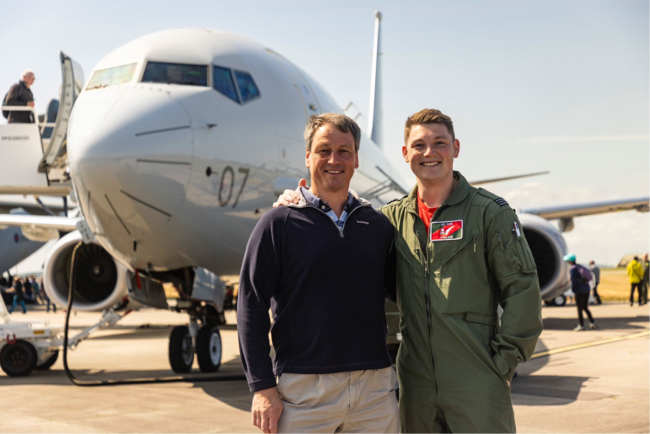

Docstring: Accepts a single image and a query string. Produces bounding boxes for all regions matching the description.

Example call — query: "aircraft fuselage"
[68,29,407,275]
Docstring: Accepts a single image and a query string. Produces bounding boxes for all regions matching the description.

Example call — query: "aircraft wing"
[470,171,549,186]
[0,214,81,231]
[0,186,72,196]
[0,200,66,216]
[520,197,650,220]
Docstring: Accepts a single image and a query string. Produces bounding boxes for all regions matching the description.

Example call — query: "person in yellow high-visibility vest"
[626,256,644,306]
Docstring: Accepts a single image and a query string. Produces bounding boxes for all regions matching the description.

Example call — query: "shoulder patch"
[477,187,510,208]
[494,197,509,207]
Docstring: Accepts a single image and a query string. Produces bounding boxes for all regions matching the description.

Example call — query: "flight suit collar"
[405,171,471,215]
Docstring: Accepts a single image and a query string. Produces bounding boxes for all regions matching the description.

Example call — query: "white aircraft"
[0,222,43,278]
[0,19,647,372]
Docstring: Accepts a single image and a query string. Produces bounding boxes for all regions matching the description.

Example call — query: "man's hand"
[507,380,511,388]
[27,101,34,107]
[272,179,305,208]
[252,387,284,433]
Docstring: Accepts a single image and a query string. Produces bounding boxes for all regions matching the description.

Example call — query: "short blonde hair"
[304,113,361,152]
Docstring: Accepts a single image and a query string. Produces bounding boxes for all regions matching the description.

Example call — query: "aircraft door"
[39,51,84,184]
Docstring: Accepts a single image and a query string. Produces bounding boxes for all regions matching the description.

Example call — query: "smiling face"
[306,123,359,196]
[403,123,460,186]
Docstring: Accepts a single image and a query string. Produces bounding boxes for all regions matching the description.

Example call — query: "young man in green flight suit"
[276,109,543,433]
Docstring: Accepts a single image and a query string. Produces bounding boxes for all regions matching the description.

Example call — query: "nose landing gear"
[168,316,222,373]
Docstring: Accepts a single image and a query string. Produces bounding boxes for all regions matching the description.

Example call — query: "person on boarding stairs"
[3,70,35,123]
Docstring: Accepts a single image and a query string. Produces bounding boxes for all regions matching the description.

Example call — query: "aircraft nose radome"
[68,87,193,237]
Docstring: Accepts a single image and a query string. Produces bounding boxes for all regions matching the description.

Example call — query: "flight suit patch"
[495,197,509,207]
[430,220,463,241]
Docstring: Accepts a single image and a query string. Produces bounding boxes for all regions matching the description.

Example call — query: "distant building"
[617,254,647,268]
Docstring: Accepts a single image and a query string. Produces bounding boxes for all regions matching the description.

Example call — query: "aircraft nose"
[68,87,193,237]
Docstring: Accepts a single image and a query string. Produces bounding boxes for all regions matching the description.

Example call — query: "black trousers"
[593,284,602,304]
[630,283,642,304]
[576,293,594,327]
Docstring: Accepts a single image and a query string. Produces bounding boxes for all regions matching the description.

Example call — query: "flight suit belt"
[439,312,499,327]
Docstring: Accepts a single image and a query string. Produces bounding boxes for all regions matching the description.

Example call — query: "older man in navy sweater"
[238,113,398,433]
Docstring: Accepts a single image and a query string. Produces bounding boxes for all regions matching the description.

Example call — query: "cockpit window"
[86,63,137,90]
[213,66,239,102]
[234,71,260,102]
[142,62,208,86]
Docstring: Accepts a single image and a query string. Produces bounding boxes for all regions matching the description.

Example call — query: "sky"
[1,0,648,270]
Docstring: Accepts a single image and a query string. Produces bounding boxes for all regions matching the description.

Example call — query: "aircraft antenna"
[368,11,383,149]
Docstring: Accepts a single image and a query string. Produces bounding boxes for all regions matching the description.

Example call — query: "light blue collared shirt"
[300,187,354,230]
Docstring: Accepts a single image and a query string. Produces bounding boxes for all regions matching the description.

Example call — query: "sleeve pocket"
[514,237,537,273]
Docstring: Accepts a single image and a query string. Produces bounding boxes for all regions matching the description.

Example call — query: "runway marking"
[531,330,649,359]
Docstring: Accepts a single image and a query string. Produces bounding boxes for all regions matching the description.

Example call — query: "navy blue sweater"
[237,196,395,392]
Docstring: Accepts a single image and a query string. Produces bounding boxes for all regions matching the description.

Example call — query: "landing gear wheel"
[35,351,59,370]
[544,295,567,307]
[1,340,38,377]
[197,325,222,373]
[169,326,194,373]
[553,295,567,306]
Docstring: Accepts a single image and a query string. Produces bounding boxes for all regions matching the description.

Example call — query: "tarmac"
[0,302,648,433]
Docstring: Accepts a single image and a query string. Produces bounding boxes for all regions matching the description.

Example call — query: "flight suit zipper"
[425,205,445,401]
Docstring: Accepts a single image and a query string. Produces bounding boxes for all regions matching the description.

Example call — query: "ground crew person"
[274,109,543,433]
[627,256,644,306]
[589,260,603,304]
[641,253,648,306]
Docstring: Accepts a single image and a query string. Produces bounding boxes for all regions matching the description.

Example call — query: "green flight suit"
[381,171,543,433]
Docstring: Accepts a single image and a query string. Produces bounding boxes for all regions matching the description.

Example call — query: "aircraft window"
[234,71,260,102]
[213,66,239,102]
[142,62,208,86]
[86,63,137,90]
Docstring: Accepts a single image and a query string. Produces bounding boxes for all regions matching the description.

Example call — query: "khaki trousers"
[276,367,399,433]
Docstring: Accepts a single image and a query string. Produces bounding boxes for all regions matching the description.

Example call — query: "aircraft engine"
[43,230,128,311]
[517,213,571,301]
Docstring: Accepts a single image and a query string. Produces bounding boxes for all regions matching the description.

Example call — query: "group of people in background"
[0,274,56,313]
[564,253,650,333]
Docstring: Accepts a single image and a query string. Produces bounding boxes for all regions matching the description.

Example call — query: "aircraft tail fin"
[368,11,383,150]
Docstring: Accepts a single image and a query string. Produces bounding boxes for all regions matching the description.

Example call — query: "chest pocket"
[434,230,484,297]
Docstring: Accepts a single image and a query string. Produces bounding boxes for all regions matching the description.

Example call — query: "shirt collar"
[300,187,354,213]
[406,171,471,214]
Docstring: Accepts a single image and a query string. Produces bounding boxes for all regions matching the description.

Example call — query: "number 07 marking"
[217,166,250,208]
[232,167,249,208]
